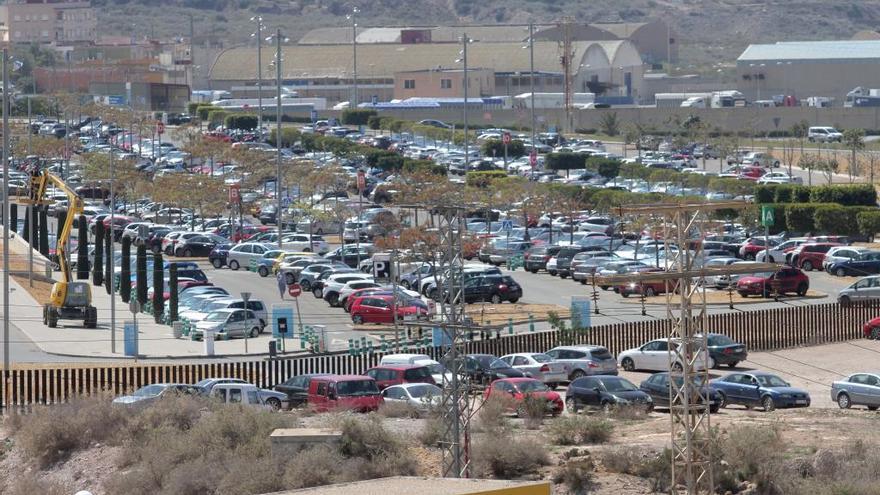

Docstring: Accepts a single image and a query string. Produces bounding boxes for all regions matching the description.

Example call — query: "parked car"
[274,373,330,409]
[447,273,523,304]
[461,354,527,384]
[863,316,880,340]
[826,251,880,277]
[174,234,225,257]
[544,345,619,379]
[499,353,568,387]
[791,242,842,271]
[617,272,669,298]
[741,151,780,168]
[112,383,201,406]
[565,375,653,413]
[483,378,563,417]
[808,126,843,143]
[702,333,748,369]
[617,338,710,372]
[736,267,809,297]
[191,309,262,340]
[839,276,880,306]
[831,372,880,410]
[638,372,720,413]
[225,242,273,270]
[555,246,590,279]
[739,237,780,260]
[210,383,287,410]
[710,372,810,411]
[381,383,442,413]
[523,245,562,273]
[350,294,428,324]
[399,264,435,290]
[363,364,436,390]
[379,354,452,385]
[306,375,383,412]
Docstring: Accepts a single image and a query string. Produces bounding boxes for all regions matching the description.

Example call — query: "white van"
[380,354,451,385]
[808,126,843,143]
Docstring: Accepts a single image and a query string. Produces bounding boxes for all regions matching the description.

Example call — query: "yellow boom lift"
[22,170,97,328]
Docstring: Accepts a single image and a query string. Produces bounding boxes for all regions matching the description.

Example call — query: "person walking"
[277,270,286,300]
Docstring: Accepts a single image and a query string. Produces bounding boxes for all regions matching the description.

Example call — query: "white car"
[755,238,810,263]
[741,152,780,168]
[334,280,382,308]
[546,256,559,276]
[808,126,843,143]
[617,338,710,372]
[381,383,442,412]
[499,352,569,386]
[225,242,273,270]
[837,275,880,305]
[281,234,329,255]
[179,298,268,329]
[757,172,802,184]
[823,246,873,273]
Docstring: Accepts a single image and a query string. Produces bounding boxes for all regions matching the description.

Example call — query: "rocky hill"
[92,0,880,67]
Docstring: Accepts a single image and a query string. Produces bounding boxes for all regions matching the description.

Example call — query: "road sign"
[357,170,365,192]
[310,110,318,122]
[761,205,775,227]
[500,219,513,230]
[228,184,240,204]
[156,121,165,135]
[529,150,538,168]
[62,147,71,160]
[129,300,140,315]
[502,132,511,145]
[288,284,302,298]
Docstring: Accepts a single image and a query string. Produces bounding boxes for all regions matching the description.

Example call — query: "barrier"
[0,301,873,408]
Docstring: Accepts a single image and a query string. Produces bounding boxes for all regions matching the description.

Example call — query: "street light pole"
[251,17,264,132]
[2,49,9,389]
[459,34,470,170]
[275,28,283,250]
[529,23,536,156]
[349,8,360,108]
[109,143,116,353]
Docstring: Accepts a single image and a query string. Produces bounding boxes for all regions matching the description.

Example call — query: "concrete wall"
[302,106,880,133]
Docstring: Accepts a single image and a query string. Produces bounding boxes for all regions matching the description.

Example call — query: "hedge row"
[762,202,878,237]
[755,184,877,206]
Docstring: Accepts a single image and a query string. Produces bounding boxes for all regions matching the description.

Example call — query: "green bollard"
[508,317,513,335]
[380,335,387,352]
[529,314,535,332]
[367,342,375,355]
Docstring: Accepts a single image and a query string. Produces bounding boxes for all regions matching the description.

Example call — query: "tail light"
[723,348,734,355]
[498,284,508,292]
[587,362,599,368]
[543,255,551,261]
[540,364,550,372]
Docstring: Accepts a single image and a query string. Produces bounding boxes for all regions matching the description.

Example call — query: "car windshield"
[132,384,164,397]
[336,380,379,396]
[531,353,553,363]
[515,380,550,393]
[672,375,708,387]
[204,312,229,322]
[424,363,448,376]
[407,384,442,399]
[601,377,639,392]
[488,358,509,370]
[756,375,789,387]
[708,334,735,346]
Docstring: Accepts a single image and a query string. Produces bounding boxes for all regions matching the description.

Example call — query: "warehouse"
[736,40,880,104]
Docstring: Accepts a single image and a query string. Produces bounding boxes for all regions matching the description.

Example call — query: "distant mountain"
[92,0,880,68]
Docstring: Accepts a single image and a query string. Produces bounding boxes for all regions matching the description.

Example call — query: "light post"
[455,34,472,169]
[109,138,116,353]
[346,7,360,108]
[2,49,9,385]
[267,29,289,249]
[241,291,251,354]
[250,16,264,132]
[522,24,536,156]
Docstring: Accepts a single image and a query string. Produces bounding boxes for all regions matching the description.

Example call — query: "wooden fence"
[1,301,875,408]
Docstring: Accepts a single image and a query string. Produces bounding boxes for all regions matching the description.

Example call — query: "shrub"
[418,414,445,447]
[402,158,447,175]
[785,203,821,233]
[283,445,345,489]
[857,211,880,241]
[206,109,229,127]
[367,115,383,130]
[476,395,513,432]
[606,404,650,421]
[719,425,784,484]
[601,447,671,492]
[553,458,595,494]
[793,185,812,202]
[586,156,622,180]
[224,113,259,130]
[376,154,404,172]
[341,109,377,126]
[365,149,399,168]
[378,401,418,418]
[547,416,614,445]
[481,138,526,158]
[3,476,68,495]
[600,447,640,474]
[520,394,549,429]
[753,185,777,204]
[472,434,550,478]
[774,184,794,203]
[195,104,216,120]
[466,170,508,188]
[268,127,300,147]
[545,152,586,172]
[810,184,877,206]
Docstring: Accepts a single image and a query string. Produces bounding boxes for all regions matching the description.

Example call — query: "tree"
[791,120,809,163]
[104,227,112,295]
[153,252,164,323]
[480,138,525,159]
[120,236,131,303]
[340,109,377,125]
[224,114,258,130]
[93,222,104,286]
[798,154,818,186]
[843,128,865,182]
[76,215,88,280]
[598,112,620,136]
[857,211,880,242]
[586,156,621,180]
[136,244,148,307]
[863,150,879,185]
[621,122,643,159]
[545,152,585,177]
[819,157,839,185]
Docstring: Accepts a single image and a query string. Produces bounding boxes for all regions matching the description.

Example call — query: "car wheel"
[872,328,880,340]
[316,229,324,235]
[802,260,813,271]
[600,285,609,291]
[565,397,578,413]
[796,283,808,297]
[728,361,739,369]
[183,248,194,257]
[745,253,755,261]
[300,279,311,291]
[645,287,656,297]
[672,362,683,372]
[868,406,879,411]
[621,357,635,372]
[601,401,613,413]
[836,268,846,277]
[352,315,364,325]
[709,404,719,414]
[516,404,527,418]
[837,392,851,409]
[548,270,557,276]
[212,258,223,269]
[708,357,717,369]
[569,369,585,380]
[258,266,269,277]
[559,273,568,279]
[716,391,727,409]
[229,260,240,270]
[509,297,519,303]
[621,292,629,298]
[401,280,411,289]
[313,288,322,298]
[327,294,339,307]
[285,273,295,285]
[490,294,502,305]
[580,279,587,285]
[250,327,260,338]
[839,295,851,307]
[761,396,776,412]
[265,397,282,410]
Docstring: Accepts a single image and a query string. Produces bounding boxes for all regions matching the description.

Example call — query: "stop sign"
[502,132,511,145]
[529,150,538,168]
[288,284,302,297]
[156,121,165,135]
[357,170,366,192]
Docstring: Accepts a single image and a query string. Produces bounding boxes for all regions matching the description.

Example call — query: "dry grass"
[474,395,513,432]
[553,458,595,495]
[546,415,614,446]
[519,394,549,429]
[2,474,69,495]
[600,447,672,493]
[417,414,445,447]
[472,434,550,479]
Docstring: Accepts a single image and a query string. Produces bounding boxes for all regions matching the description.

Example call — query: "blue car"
[209,243,233,269]
[710,371,810,412]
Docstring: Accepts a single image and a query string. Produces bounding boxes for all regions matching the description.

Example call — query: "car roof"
[369,364,423,370]
[549,345,605,351]
[314,374,375,381]
[493,377,540,383]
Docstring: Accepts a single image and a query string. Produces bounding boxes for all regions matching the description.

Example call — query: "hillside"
[92,0,880,68]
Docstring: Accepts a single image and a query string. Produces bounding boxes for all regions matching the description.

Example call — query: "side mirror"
[593,387,601,393]
[328,391,337,400]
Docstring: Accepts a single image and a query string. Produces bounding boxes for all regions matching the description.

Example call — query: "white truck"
[510,92,595,109]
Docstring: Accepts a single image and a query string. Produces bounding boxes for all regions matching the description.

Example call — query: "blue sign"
[271,304,295,338]
[281,196,292,207]
[570,296,591,329]
[500,220,513,230]
[310,110,318,123]
[124,320,138,356]
[108,95,126,105]
[432,327,453,348]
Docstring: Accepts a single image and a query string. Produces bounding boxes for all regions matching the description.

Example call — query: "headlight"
[613,396,630,404]
[780,394,791,398]
[645,396,653,402]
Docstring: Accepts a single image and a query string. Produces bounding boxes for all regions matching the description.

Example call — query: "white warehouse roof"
[739,40,880,63]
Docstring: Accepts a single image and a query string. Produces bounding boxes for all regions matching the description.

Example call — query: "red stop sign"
[502,132,511,145]
[288,284,302,297]
[156,121,165,135]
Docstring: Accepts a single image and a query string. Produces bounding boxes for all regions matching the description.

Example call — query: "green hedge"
[480,139,526,159]
[341,109,377,126]
[756,184,877,206]
[545,152,585,171]
[376,154,405,172]
[785,203,822,233]
[224,114,259,130]
[466,170,508,188]
[585,156,622,179]
[366,149,399,168]
[268,128,301,147]
[206,110,229,127]
[857,211,880,241]
[402,159,446,175]
[195,104,216,120]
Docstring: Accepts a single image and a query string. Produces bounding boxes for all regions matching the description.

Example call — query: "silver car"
[381,383,442,412]
[831,373,880,410]
[500,353,568,387]
[545,345,619,379]
[192,309,261,340]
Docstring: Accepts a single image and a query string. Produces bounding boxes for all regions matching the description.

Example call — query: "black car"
[523,245,562,273]
[565,375,653,413]
[461,354,526,385]
[638,372,720,414]
[325,245,374,268]
[460,274,522,304]
[174,235,220,257]
[147,228,173,254]
[704,333,748,368]
[259,205,277,226]
[209,243,233,268]
[274,373,330,409]
[555,246,590,279]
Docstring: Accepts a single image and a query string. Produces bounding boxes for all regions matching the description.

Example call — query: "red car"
[306,375,383,413]
[791,242,842,271]
[738,166,767,181]
[863,317,880,340]
[483,378,563,417]
[350,295,427,324]
[617,269,667,297]
[736,267,809,297]
[739,237,780,260]
[363,364,436,390]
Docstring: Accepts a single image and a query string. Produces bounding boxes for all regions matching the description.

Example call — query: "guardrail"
[1,301,873,408]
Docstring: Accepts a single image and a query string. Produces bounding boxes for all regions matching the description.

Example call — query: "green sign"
[761,206,775,227]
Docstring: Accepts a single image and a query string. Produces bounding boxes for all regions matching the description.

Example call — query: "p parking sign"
[761,206,775,227]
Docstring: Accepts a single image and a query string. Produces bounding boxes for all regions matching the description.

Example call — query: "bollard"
[380,335,387,352]
[367,341,374,355]
[508,317,513,335]
[348,339,355,356]
[528,314,534,333]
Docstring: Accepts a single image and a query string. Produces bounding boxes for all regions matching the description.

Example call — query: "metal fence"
[1,301,874,408]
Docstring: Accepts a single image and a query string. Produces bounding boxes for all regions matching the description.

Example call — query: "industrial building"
[736,40,880,104]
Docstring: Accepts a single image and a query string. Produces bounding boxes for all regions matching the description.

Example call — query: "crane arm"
[27,171,83,283]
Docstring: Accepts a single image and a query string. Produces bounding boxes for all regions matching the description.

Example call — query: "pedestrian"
[277,271,286,300]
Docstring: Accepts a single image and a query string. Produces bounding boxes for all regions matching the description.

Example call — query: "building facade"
[393,68,494,99]
[0,0,96,45]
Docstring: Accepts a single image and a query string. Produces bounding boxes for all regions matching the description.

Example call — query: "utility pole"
[347,8,360,108]
[457,34,470,170]
[251,17,264,131]
[557,17,575,134]
[2,49,9,401]
[274,28,284,249]
[529,23,536,149]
